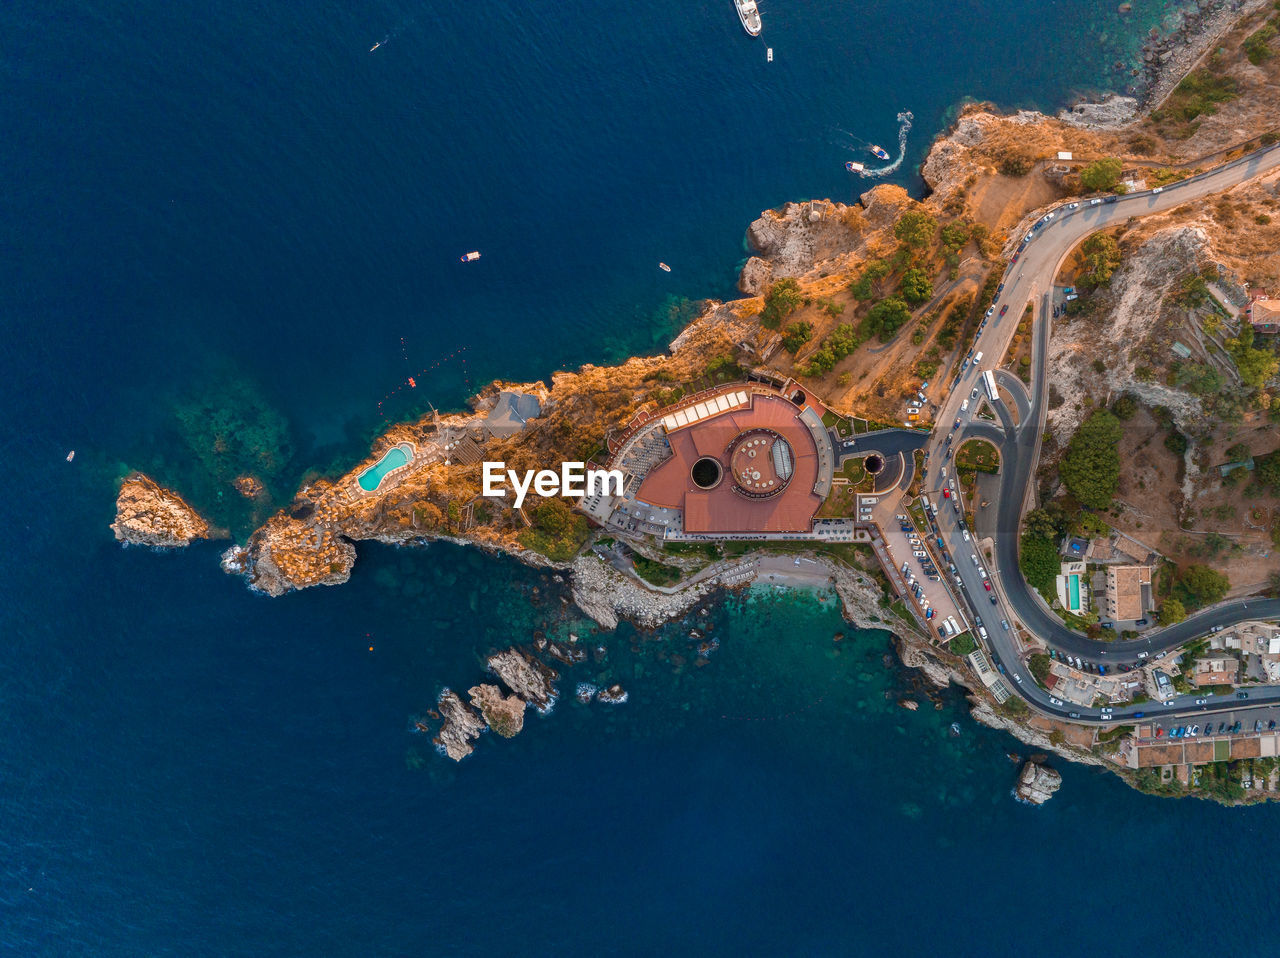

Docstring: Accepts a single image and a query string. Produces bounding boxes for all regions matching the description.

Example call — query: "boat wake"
[843,110,913,178]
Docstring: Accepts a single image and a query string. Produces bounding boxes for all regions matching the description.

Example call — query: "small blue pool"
[358,444,411,492]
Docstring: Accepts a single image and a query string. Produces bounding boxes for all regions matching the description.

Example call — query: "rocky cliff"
[111,473,213,547]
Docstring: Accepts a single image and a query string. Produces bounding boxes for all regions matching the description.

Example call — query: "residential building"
[1192,655,1239,688]
[1103,565,1153,622]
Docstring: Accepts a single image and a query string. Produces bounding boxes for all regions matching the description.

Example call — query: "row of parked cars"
[1156,719,1276,739]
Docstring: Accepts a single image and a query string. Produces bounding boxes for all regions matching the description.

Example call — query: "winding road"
[920,142,1280,725]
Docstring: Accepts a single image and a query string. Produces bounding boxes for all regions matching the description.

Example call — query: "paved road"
[919,142,1280,725]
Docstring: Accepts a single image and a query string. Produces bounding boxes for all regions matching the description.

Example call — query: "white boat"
[734,0,761,37]
[845,161,864,173]
[66,450,75,462]
[766,47,773,62]
[658,262,671,272]
[460,251,481,263]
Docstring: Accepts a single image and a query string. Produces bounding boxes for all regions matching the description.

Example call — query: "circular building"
[727,428,795,499]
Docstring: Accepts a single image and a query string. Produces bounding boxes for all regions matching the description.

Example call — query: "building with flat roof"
[1248,291,1279,334]
[633,388,829,534]
[1103,565,1153,622]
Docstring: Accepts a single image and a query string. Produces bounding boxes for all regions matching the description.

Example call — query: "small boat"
[658,262,671,272]
[66,450,75,462]
[845,160,865,173]
[870,145,891,161]
[949,722,962,737]
[370,35,388,52]
[734,0,762,37]
[407,377,416,388]
[460,251,481,263]
[766,47,773,62]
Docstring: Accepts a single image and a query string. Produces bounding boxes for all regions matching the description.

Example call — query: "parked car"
[999,304,1009,316]
[1067,202,1079,209]
[983,581,992,592]
[1137,651,1149,660]
[1089,198,1102,206]
[1152,186,1164,194]
[1237,691,1250,700]
[1195,699,1207,706]
[989,595,998,605]
[1001,620,1010,631]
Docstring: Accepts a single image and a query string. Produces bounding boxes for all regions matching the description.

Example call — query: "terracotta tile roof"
[635,393,823,534]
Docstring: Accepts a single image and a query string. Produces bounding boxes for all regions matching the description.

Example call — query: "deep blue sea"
[5,1,1280,955]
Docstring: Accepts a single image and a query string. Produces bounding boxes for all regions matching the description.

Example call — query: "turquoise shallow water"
[6,0,1279,954]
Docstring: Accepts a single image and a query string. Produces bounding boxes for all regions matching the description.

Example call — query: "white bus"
[982,369,998,402]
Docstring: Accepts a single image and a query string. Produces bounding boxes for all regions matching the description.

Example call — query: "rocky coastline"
[1064,0,1273,127]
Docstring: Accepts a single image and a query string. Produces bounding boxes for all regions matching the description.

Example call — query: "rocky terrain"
[1014,761,1064,805]
[111,473,214,547]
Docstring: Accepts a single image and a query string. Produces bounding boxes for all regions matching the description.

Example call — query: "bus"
[982,369,998,402]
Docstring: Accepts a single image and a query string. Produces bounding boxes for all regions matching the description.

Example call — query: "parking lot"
[864,492,962,638]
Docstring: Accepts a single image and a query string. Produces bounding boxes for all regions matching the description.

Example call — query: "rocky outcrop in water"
[1015,761,1063,805]
[468,683,527,738]
[435,690,486,761]
[488,649,559,710]
[111,473,212,547]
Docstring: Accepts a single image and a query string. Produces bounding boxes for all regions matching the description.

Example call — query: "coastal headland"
[114,0,1280,789]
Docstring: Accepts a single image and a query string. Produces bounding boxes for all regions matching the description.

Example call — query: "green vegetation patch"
[759,278,804,330]
[519,498,589,561]
[1060,409,1123,509]
[631,553,684,587]
[955,438,1000,474]
[1019,533,1060,597]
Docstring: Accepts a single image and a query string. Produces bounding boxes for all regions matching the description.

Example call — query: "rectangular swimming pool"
[1068,573,1081,610]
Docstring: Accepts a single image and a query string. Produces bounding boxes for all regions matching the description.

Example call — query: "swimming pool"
[358,444,412,492]
[1068,574,1081,610]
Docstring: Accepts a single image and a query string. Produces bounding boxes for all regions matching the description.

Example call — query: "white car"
[1136,651,1149,660]
[961,529,971,542]
[1049,697,1063,706]
[1089,198,1102,206]
[1152,186,1164,193]
[1067,202,1079,209]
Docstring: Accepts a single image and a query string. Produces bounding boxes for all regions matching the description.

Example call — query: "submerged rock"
[468,684,527,738]
[488,649,559,710]
[898,699,919,711]
[1015,761,1063,805]
[434,690,485,761]
[111,473,212,547]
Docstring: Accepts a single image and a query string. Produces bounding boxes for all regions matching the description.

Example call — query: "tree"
[1159,597,1187,625]
[1080,157,1124,193]
[1059,409,1123,509]
[862,297,912,342]
[893,209,938,249]
[1257,449,1280,492]
[1111,394,1138,420]
[1028,653,1052,685]
[1230,326,1279,389]
[1024,507,1064,540]
[900,267,934,305]
[1079,234,1123,288]
[759,278,804,329]
[940,222,970,251]
[781,321,813,353]
[1175,564,1230,609]
[850,259,891,299]
[1020,533,1061,596]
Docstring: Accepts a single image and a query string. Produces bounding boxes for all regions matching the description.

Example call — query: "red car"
[942,488,951,498]
[984,581,992,592]
[999,304,1009,316]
